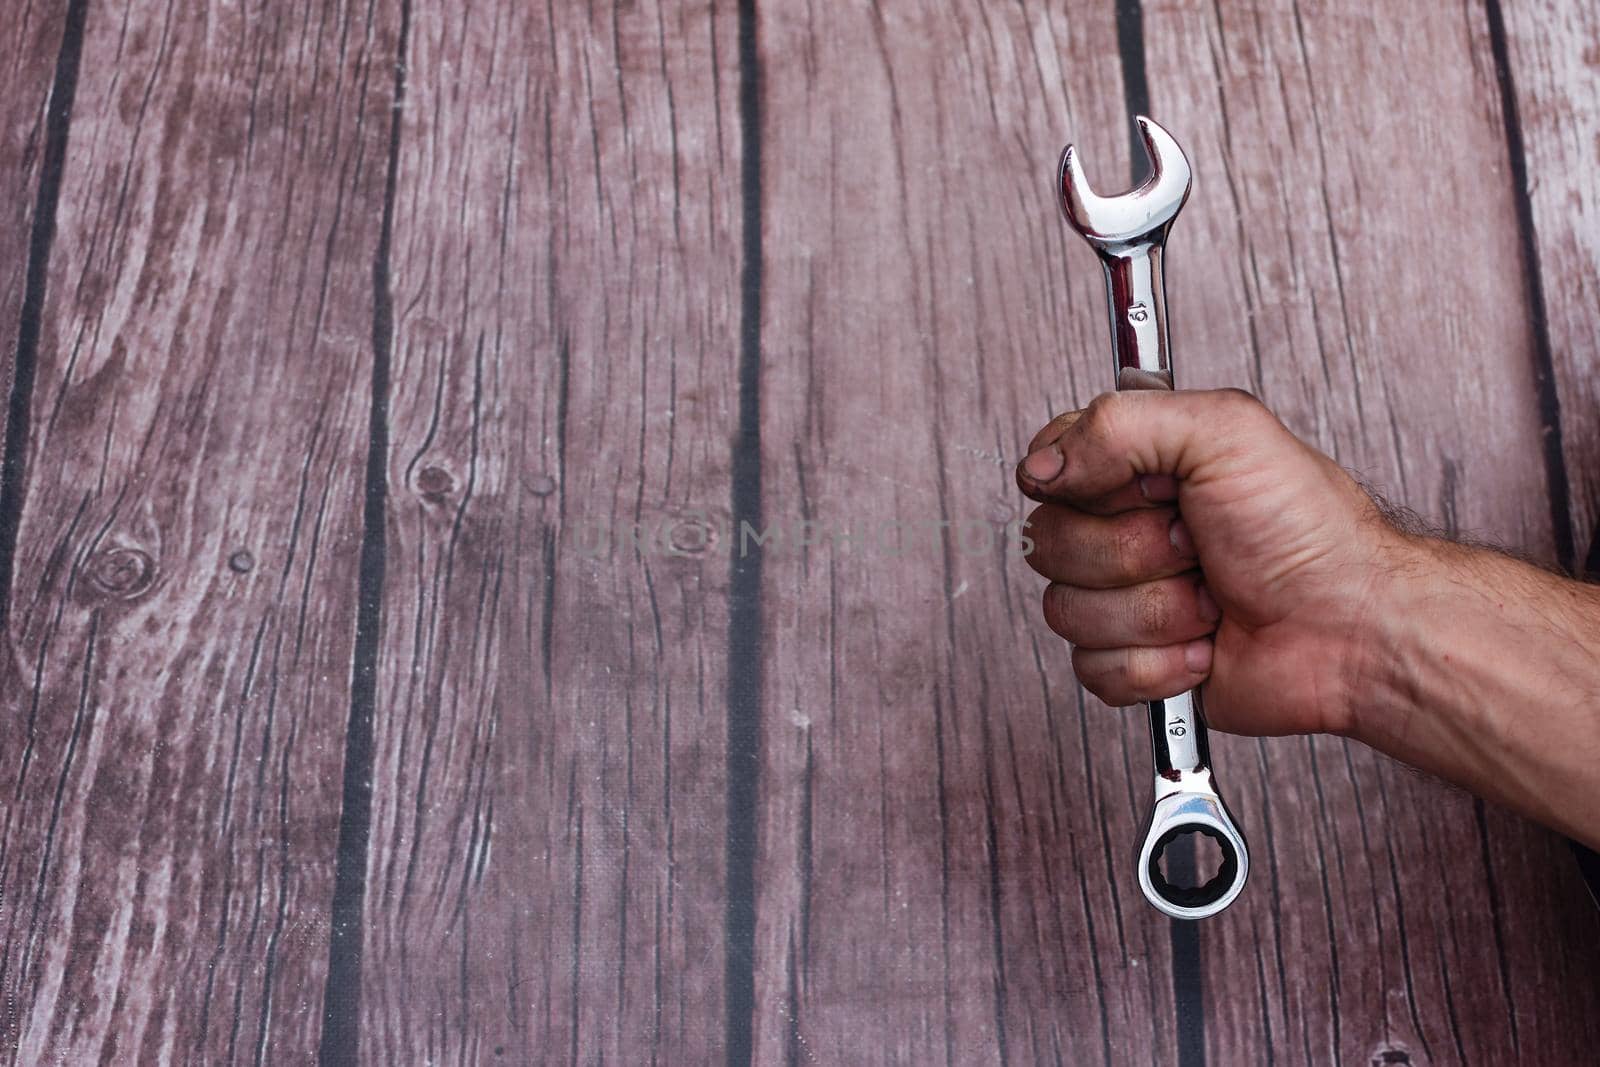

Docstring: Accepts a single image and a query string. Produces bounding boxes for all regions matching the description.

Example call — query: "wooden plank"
[351,1,742,1061]
[1498,2,1600,567]
[0,2,398,1061]
[1138,1,1600,1061]
[751,5,1191,1063]
[0,1,80,597]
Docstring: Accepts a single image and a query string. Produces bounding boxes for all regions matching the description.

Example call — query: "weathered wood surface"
[1500,0,1600,573]
[1,1,1598,1065]
[0,0,73,506]
[752,5,1184,1064]
[351,2,742,1063]
[0,1,398,1062]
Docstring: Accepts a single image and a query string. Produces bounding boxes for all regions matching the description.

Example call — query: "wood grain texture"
[1140,1,1600,1062]
[2,1,1597,1063]
[751,5,1189,1063]
[352,1,742,1061]
[1499,0,1600,568]
[0,0,76,518]
[0,2,398,1061]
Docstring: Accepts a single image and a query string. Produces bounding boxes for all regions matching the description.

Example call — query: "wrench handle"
[1097,246,1212,775]
[1100,244,1175,392]
[1146,689,1210,777]
[1094,245,1249,918]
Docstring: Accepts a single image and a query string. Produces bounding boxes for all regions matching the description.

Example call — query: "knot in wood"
[228,550,255,573]
[526,473,558,497]
[664,513,715,555]
[416,464,455,498]
[88,546,155,600]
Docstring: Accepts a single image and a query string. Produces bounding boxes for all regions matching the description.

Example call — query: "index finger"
[1015,389,1264,511]
[1017,405,1177,513]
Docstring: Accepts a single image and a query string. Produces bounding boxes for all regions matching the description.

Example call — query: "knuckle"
[1029,410,1082,454]
[1042,584,1078,640]
[1131,583,1172,639]
[1108,516,1149,581]
[1084,391,1118,418]
[1082,391,1126,442]
[1029,504,1108,583]
[1070,647,1117,702]
[1117,651,1153,693]
[1026,503,1064,548]
[1215,386,1261,411]
[1021,505,1052,574]
[1216,387,1273,429]
[1121,648,1173,697]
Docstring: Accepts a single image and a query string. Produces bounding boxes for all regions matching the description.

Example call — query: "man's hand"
[1015,387,1600,851]
[1016,388,1410,737]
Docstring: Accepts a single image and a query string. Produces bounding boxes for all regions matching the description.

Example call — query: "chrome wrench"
[1057,116,1249,919]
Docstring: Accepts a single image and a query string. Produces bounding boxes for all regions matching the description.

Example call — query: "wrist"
[1339,528,1442,745]
[1343,531,1600,846]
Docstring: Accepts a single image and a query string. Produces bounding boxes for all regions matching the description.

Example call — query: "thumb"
[1016,388,1273,509]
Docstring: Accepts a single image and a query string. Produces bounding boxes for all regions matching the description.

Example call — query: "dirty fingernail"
[1196,582,1220,623]
[1184,638,1213,673]
[1139,474,1178,500]
[1169,518,1196,557]
[1022,444,1065,483]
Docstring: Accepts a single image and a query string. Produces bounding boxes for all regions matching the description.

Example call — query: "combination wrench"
[1056,116,1249,919]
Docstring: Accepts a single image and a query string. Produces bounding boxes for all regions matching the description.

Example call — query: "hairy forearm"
[1351,535,1600,849]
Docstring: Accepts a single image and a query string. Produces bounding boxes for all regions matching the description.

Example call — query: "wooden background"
[0,0,1597,1063]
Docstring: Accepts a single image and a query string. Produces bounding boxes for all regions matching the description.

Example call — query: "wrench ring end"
[1136,788,1249,920]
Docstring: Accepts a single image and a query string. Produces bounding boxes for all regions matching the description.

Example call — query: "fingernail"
[1195,582,1220,623]
[1139,474,1178,500]
[1022,443,1065,483]
[1184,638,1213,673]
[1169,518,1196,557]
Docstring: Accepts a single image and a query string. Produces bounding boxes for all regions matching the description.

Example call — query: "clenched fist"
[1014,387,1600,851]
[1016,388,1394,736]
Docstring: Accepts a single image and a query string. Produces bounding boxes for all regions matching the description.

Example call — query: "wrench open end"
[1058,115,1192,248]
